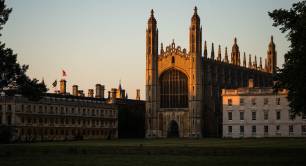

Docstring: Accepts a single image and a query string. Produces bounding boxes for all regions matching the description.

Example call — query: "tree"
[0,0,47,100]
[269,1,306,116]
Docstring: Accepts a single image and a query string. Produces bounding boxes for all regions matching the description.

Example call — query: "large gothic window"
[160,69,188,108]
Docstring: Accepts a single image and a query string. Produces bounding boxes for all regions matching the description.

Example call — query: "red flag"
[62,70,67,77]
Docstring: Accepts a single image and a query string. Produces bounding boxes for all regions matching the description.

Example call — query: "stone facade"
[0,93,117,142]
[222,82,306,138]
[145,7,275,138]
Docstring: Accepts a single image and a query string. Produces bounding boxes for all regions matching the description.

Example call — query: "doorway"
[167,120,179,138]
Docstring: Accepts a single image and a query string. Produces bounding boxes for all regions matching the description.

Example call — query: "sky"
[1,0,298,99]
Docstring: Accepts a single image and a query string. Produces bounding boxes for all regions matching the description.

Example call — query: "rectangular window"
[0,105,2,111]
[240,99,244,105]
[240,126,244,133]
[302,125,306,133]
[228,111,232,120]
[252,111,256,120]
[251,98,256,105]
[228,126,232,133]
[252,126,256,133]
[276,125,280,131]
[264,110,269,120]
[289,125,293,133]
[264,125,269,133]
[276,110,281,120]
[228,99,232,106]
[240,111,244,121]
[264,98,269,105]
[276,98,281,105]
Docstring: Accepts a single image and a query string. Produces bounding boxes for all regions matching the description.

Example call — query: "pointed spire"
[118,80,122,90]
[231,37,240,65]
[204,41,207,58]
[148,9,156,24]
[224,47,229,63]
[268,35,275,49]
[267,35,277,74]
[265,58,268,71]
[248,54,252,68]
[191,6,200,22]
[160,43,164,54]
[270,35,274,45]
[194,6,198,14]
[254,55,257,69]
[41,77,45,85]
[211,43,215,60]
[217,45,221,61]
[259,57,263,70]
[243,52,246,67]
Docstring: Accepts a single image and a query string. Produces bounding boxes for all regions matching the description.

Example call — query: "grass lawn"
[1,138,306,166]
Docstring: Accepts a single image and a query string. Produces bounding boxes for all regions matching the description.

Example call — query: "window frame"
[228,99,233,106]
[251,111,256,121]
[228,111,233,121]
[239,111,244,121]
[276,110,281,120]
[264,110,269,120]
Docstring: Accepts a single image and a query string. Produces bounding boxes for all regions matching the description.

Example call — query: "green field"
[1,138,306,166]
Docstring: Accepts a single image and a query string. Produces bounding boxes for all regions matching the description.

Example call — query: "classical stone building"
[145,7,275,138]
[0,79,147,141]
[0,80,118,142]
[222,80,306,138]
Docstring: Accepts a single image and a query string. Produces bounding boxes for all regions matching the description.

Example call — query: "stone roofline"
[158,41,270,74]
[221,87,288,96]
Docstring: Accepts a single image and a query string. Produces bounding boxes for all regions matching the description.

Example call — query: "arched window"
[160,69,188,108]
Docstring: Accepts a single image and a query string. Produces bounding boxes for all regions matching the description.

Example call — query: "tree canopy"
[0,0,47,100]
[269,1,306,116]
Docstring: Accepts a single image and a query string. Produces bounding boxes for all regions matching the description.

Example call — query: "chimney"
[111,88,117,99]
[88,89,94,97]
[136,89,140,100]
[110,88,117,103]
[95,84,105,98]
[78,90,84,97]
[60,79,67,94]
[248,79,254,88]
[72,85,78,96]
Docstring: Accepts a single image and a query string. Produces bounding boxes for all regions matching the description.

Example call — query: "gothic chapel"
[145,7,276,138]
